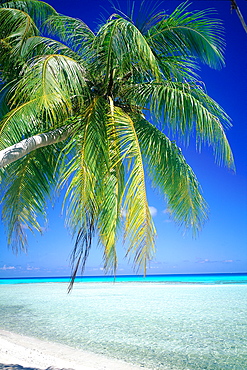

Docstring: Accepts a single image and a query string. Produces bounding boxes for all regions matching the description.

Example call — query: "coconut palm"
[0,0,234,284]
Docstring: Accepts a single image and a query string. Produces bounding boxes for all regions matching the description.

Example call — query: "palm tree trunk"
[0,126,70,168]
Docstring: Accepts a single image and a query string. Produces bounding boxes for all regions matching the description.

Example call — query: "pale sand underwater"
[1,279,247,370]
[0,330,151,370]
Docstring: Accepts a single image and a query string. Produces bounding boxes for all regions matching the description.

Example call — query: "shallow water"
[1,282,247,369]
[1,272,247,284]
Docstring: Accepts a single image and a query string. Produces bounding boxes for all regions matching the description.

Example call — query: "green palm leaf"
[0,54,87,145]
[1,144,59,251]
[0,99,42,149]
[11,54,86,108]
[98,98,125,272]
[122,80,234,169]
[134,115,208,233]
[59,98,109,277]
[0,7,38,46]
[147,2,225,69]
[0,6,39,78]
[0,0,57,27]
[43,14,95,57]
[17,36,84,62]
[112,107,156,273]
[92,15,161,91]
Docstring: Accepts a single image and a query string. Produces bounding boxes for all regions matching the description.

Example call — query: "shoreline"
[0,330,151,370]
[1,272,246,286]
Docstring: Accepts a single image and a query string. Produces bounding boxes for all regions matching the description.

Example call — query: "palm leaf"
[122,80,234,169]
[0,84,11,120]
[93,15,161,91]
[0,0,57,28]
[59,98,109,277]
[98,98,125,272]
[153,54,200,83]
[11,54,87,108]
[43,14,95,57]
[0,7,38,45]
[0,143,59,252]
[18,36,84,63]
[112,107,156,273]
[0,54,87,144]
[0,99,42,149]
[147,2,225,69]
[0,6,39,78]
[134,115,208,234]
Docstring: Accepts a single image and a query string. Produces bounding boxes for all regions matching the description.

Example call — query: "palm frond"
[98,98,125,272]
[18,36,84,63]
[112,107,156,273]
[110,0,163,34]
[0,99,42,149]
[0,54,87,141]
[122,81,234,169]
[0,0,57,27]
[147,2,225,69]
[0,7,38,44]
[11,54,86,107]
[59,98,109,275]
[134,115,208,234]
[153,54,200,83]
[93,15,161,90]
[0,6,39,75]
[0,143,59,252]
[0,84,11,120]
[43,15,95,57]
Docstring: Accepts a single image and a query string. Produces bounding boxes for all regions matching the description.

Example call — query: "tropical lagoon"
[1,273,247,370]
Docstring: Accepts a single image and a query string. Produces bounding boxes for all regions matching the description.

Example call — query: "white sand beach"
[0,330,150,370]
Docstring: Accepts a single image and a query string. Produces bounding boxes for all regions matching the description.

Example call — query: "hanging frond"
[17,36,84,63]
[11,54,86,107]
[122,81,234,169]
[92,15,161,89]
[0,99,43,149]
[147,2,225,69]
[0,85,11,120]
[153,54,201,83]
[0,54,87,143]
[134,115,208,234]
[0,7,39,78]
[43,15,95,57]
[98,98,125,272]
[112,107,156,273]
[59,98,109,276]
[0,0,57,28]
[0,7,39,46]
[1,143,60,252]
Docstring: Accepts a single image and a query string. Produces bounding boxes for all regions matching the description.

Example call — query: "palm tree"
[0,0,234,284]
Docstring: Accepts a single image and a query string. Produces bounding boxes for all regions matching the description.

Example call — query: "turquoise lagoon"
[1,272,247,285]
[0,273,247,369]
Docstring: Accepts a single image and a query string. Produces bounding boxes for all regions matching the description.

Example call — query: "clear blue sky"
[0,0,246,277]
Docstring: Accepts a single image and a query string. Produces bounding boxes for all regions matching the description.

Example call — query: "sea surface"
[1,273,247,370]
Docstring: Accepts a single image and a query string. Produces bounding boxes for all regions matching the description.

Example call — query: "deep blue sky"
[0,0,246,277]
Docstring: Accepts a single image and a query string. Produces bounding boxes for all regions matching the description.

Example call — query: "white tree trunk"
[0,126,70,168]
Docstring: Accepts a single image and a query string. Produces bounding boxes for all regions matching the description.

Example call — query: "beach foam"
[0,330,150,370]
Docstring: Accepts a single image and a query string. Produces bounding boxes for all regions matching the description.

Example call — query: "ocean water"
[0,274,247,370]
[1,272,247,285]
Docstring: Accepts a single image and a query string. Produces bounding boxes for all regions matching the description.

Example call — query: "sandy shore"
[0,330,150,370]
